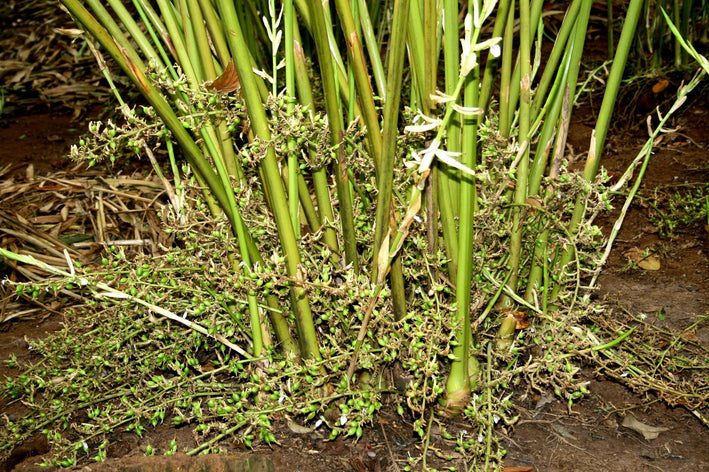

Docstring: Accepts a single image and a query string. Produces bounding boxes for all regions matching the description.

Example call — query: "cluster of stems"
[58,0,649,408]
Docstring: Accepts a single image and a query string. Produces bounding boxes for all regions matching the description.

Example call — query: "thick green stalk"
[479,0,513,116]
[243,233,299,355]
[178,0,205,82]
[529,0,584,120]
[357,0,386,100]
[383,68,470,287]
[131,0,179,80]
[411,0,441,255]
[285,0,300,238]
[371,0,410,317]
[292,0,311,30]
[60,0,234,224]
[423,0,438,114]
[217,0,320,360]
[499,0,515,137]
[289,35,338,249]
[528,68,569,194]
[102,0,161,64]
[524,35,585,303]
[442,0,460,207]
[586,0,644,180]
[528,0,591,195]
[406,0,427,109]
[552,0,644,301]
[64,0,298,355]
[155,0,200,85]
[435,0,463,281]
[504,0,544,131]
[333,0,383,169]
[185,0,212,80]
[293,170,319,234]
[187,0,242,181]
[445,41,481,412]
[436,167,459,281]
[307,1,358,270]
[336,132,360,274]
[201,125,265,356]
[499,0,532,310]
[292,0,364,133]
[197,0,231,66]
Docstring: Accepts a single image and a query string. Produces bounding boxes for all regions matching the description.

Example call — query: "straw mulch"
[0,161,168,323]
[0,0,111,117]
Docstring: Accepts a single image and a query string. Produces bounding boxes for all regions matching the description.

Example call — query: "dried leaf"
[624,247,661,270]
[525,196,542,208]
[286,419,315,435]
[513,311,529,329]
[638,256,661,270]
[622,414,669,440]
[206,59,241,93]
[53,28,84,38]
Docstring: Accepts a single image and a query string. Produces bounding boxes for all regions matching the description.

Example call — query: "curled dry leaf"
[637,256,661,271]
[206,59,240,93]
[623,247,661,271]
[524,196,542,208]
[286,418,315,435]
[622,414,669,440]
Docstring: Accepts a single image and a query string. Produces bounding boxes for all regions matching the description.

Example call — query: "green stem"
[333,0,383,170]
[479,0,513,116]
[499,0,532,310]
[372,0,410,291]
[357,0,386,100]
[285,0,300,239]
[307,0,357,269]
[218,0,320,360]
[586,0,644,180]
[551,0,644,301]
[444,20,481,409]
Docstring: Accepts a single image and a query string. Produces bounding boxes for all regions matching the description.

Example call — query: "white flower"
[460,14,477,76]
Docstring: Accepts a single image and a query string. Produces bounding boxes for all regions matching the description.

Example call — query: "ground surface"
[1,92,708,472]
[2,4,709,471]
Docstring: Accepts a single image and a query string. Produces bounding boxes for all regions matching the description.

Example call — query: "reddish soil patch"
[0,113,84,178]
